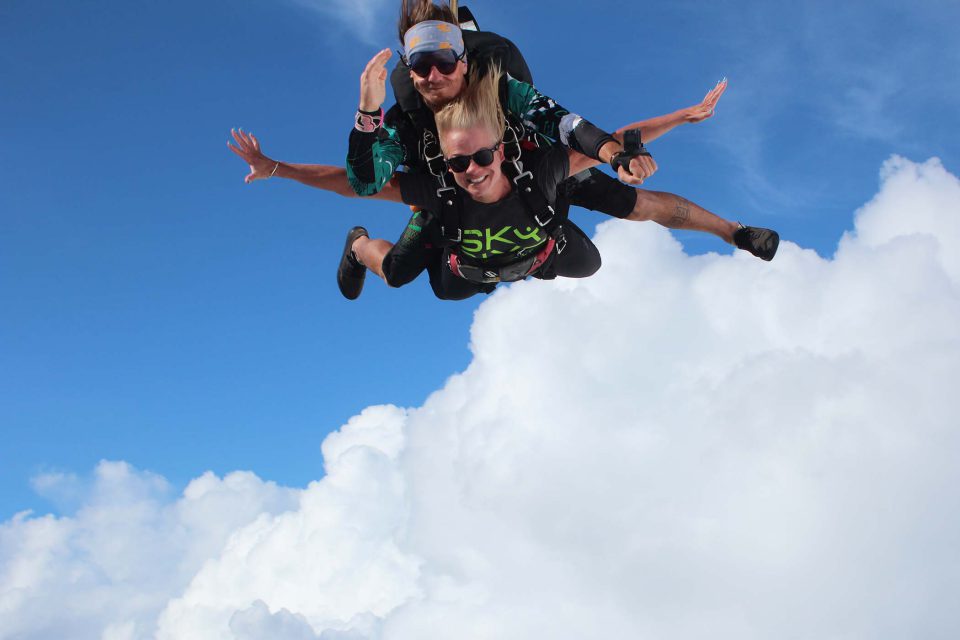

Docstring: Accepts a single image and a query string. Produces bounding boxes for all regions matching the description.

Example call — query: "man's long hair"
[435,63,505,151]
[397,0,459,43]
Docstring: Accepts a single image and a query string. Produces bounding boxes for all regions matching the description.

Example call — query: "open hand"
[684,78,728,123]
[359,48,392,112]
[227,128,277,184]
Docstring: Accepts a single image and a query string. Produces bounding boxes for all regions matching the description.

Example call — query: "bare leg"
[629,190,739,244]
[351,236,394,282]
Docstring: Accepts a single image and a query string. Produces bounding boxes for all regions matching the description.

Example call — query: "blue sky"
[2,0,958,521]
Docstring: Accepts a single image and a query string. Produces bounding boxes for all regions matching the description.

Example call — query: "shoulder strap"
[421,128,464,245]
[500,123,570,252]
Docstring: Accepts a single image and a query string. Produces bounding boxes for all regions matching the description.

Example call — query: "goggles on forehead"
[444,143,500,173]
[401,48,464,78]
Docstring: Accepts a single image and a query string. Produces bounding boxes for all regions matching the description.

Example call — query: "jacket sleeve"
[505,77,614,161]
[345,115,407,196]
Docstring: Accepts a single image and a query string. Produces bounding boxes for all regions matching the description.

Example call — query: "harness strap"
[499,120,570,253]
[422,128,463,244]
[448,236,557,284]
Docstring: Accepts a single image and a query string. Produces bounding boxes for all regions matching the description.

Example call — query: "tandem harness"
[421,120,570,284]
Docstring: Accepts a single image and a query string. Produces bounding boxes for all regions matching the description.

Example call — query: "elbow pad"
[560,114,615,161]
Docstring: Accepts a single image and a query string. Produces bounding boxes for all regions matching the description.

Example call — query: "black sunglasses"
[444,143,500,173]
[402,49,464,78]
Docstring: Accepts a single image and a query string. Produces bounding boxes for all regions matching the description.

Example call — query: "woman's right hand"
[359,48,392,112]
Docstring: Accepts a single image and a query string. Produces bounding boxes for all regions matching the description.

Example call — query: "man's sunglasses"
[444,143,500,173]
[402,49,464,78]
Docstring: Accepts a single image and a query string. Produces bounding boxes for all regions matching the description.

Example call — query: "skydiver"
[229,5,778,299]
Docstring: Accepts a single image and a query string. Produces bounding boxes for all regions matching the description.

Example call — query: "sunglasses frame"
[399,49,465,78]
[444,142,502,173]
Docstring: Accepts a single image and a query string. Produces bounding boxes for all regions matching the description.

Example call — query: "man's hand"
[683,78,728,124]
[228,129,278,184]
[603,137,658,186]
[359,48,392,112]
[617,154,658,186]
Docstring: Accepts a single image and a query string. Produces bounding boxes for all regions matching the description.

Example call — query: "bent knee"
[381,256,421,288]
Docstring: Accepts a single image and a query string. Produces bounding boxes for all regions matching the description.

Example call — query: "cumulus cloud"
[1,463,298,640]
[3,156,959,639]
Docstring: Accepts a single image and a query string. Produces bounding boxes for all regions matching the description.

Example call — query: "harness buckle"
[436,186,457,202]
[535,205,556,228]
[422,131,448,179]
[441,226,462,243]
[423,145,444,164]
[501,123,523,163]
[554,230,568,255]
[512,169,534,186]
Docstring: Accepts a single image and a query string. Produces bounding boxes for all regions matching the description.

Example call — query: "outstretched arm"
[567,79,729,176]
[614,78,727,144]
[505,78,656,185]
[227,129,404,203]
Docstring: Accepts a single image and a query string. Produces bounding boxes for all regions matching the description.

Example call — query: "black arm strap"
[609,128,652,174]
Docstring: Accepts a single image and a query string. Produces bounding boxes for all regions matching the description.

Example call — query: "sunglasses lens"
[409,51,459,77]
[472,148,495,167]
[445,146,498,173]
[446,156,471,173]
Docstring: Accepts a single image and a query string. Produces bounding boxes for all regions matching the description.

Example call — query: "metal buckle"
[436,186,457,202]
[501,125,522,162]
[535,206,555,228]
[441,226,462,243]
[554,231,568,255]
[423,144,443,164]
[512,170,534,186]
[422,131,448,178]
[456,261,500,284]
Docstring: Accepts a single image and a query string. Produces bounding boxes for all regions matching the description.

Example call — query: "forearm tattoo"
[669,197,691,228]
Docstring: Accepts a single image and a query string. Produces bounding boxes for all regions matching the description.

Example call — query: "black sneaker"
[337,226,368,300]
[733,224,779,261]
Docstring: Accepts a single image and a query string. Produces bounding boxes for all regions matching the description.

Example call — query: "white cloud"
[289,0,394,44]
[1,462,298,640]
[3,156,960,639]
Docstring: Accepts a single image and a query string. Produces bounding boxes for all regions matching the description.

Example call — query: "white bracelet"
[269,162,280,178]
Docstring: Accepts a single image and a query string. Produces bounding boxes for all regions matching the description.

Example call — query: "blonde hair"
[435,63,505,149]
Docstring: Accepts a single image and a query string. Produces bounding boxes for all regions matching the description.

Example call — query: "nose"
[426,65,446,83]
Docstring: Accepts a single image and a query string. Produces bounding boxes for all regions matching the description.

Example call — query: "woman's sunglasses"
[402,49,464,78]
[444,143,500,173]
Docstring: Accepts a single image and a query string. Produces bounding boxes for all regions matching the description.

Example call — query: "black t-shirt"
[396,145,569,265]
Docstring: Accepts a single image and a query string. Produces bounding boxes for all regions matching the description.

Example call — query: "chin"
[428,94,454,108]
[465,177,494,201]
